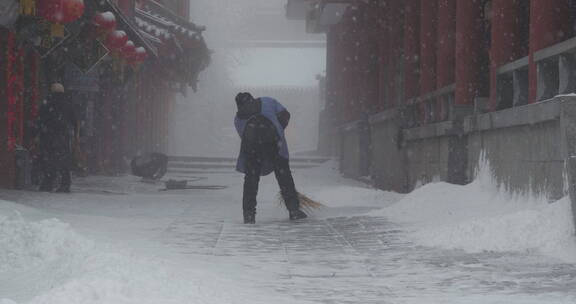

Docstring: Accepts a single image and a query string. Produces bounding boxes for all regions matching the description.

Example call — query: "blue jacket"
[234,97,289,175]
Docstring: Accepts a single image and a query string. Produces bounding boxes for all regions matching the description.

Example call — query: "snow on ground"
[0,198,300,304]
[1,159,576,303]
[0,175,317,304]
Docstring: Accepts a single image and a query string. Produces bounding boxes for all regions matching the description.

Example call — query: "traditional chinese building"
[287,0,576,212]
[0,0,209,188]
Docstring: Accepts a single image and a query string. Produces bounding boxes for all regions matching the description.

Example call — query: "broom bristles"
[278,192,325,214]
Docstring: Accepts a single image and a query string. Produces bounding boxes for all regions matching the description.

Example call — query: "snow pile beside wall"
[412,197,576,261]
[368,156,576,262]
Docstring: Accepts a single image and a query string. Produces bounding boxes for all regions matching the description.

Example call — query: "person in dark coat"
[37,83,76,192]
[234,92,307,224]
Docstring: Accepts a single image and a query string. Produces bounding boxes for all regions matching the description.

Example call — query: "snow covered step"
[168,156,331,164]
[166,156,331,175]
[168,163,320,170]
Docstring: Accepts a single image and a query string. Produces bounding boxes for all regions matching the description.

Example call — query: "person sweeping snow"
[234,92,307,224]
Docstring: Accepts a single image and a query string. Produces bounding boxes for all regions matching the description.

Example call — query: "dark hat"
[235,92,253,106]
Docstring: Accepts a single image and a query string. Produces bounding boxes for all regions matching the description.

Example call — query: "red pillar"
[340,9,361,122]
[528,0,570,103]
[325,28,339,123]
[385,0,404,109]
[328,23,348,125]
[455,0,484,105]
[404,0,420,101]
[338,20,352,122]
[0,29,14,188]
[436,0,456,89]
[419,0,438,95]
[378,3,391,111]
[352,3,379,115]
[489,0,527,109]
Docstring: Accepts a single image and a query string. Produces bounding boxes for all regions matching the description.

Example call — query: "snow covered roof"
[135,14,172,41]
[135,8,204,46]
[98,0,158,57]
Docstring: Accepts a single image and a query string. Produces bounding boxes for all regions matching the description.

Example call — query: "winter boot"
[289,209,308,221]
[244,211,256,224]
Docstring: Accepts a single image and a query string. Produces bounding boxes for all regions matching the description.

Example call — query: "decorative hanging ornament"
[20,0,35,16]
[120,40,136,60]
[105,30,128,50]
[92,11,116,33]
[37,0,63,23]
[61,0,85,23]
[37,0,84,24]
[50,23,65,37]
[128,46,148,65]
[134,47,147,61]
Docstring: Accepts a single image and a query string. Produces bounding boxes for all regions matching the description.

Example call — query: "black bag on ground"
[131,153,168,180]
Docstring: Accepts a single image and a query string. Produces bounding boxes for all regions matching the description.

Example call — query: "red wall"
[0,29,40,188]
[323,0,576,124]
[404,0,420,101]
[419,0,438,95]
[455,0,486,105]
[489,0,528,109]
[0,29,11,188]
[436,0,456,89]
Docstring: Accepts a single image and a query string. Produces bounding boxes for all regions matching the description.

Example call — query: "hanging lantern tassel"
[120,59,125,82]
[105,30,128,53]
[51,23,65,38]
[20,0,36,16]
[112,55,122,73]
[129,47,147,70]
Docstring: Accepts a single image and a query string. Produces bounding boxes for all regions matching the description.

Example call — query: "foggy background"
[169,0,326,157]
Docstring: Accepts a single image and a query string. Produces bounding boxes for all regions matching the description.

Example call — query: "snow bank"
[368,156,576,262]
[26,253,236,304]
[0,199,299,304]
[412,197,576,260]
[0,212,93,274]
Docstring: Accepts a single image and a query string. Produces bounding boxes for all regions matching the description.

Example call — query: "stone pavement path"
[4,158,576,303]
[161,212,576,303]
[152,157,576,303]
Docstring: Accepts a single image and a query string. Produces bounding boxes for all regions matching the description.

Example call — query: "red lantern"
[120,40,136,59]
[61,0,84,23]
[105,30,128,50]
[131,47,148,63]
[92,11,116,32]
[37,0,64,23]
[37,0,84,24]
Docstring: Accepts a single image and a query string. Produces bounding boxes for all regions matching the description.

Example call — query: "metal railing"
[534,36,576,101]
[495,55,529,110]
[406,84,455,127]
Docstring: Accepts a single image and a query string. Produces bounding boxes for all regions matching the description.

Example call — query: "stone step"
[168,155,330,164]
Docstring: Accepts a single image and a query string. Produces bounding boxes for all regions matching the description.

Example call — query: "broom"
[278,192,325,214]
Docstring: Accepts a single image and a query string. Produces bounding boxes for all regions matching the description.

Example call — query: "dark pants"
[40,151,72,191]
[242,142,300,214]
